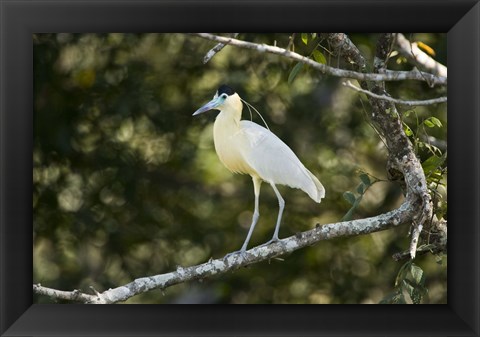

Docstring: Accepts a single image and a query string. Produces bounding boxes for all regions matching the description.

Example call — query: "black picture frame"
[1,0,479,336]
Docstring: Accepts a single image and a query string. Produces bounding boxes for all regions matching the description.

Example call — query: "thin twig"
[33,284,96,303]
[203,33,239,64]
[286,33,296,51]
[343,80,447,106]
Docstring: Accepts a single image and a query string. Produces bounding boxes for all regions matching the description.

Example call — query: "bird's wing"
[238,121,325,202]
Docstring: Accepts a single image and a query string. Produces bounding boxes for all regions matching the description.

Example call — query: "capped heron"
[193,85,325,257]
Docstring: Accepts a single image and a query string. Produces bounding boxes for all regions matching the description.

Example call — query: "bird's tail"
[306,170,325,203]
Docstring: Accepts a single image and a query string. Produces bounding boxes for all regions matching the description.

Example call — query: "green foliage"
[423,116,442,128]
[383,95,447,304]
[403,122,414,136]
[288,62,304,84]
[312,50,327,65]
[288,33,326,84]
[341,173,376,221]
[422,153,446,180]
[301,33,309,45]
[402,106,447,216]
[343,191,356,205]
[380,261,428,304]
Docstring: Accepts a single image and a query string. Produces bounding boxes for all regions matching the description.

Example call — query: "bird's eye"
[222,94,228,99]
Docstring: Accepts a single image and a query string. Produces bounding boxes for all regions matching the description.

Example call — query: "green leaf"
[432,117,443,127]
[422,154,446,176]
[396,293,407,304]
[424,117,443,128]
[301,33,308,45]
[379,291,401,304]
[429,116,442,127]
[403,279,428,304]
[356,183,365,194]
[359,173,371,186]
[395,261,412,287]
[343,191,356,205]
[342,191,363,221]
[410,263,425,285]
[288,62,304,85]
[312,50,327,64]
[403,124,413,136]
[424,119,435,128]
[402,279,415,297]
[411,287,426,304]
[424,143,442,156]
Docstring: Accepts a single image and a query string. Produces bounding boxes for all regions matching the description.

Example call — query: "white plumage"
[237,121,325,202]
[193,85,325,256]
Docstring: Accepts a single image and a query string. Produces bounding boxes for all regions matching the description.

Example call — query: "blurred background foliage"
[33,33,447,304]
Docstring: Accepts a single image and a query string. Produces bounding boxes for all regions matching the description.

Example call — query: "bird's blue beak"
[192,96,223,116]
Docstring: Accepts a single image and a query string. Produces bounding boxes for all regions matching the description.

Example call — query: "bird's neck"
[215,101,243,129]
[214,109,241,135]
[213,105,252,175]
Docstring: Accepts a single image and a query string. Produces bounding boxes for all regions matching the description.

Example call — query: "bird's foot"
[259,237,280,248]
[223,249,247,262]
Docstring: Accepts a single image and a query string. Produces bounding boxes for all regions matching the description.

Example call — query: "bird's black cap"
[217,84,235,96]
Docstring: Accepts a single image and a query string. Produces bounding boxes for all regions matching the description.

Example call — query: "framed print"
[1,0,479,336]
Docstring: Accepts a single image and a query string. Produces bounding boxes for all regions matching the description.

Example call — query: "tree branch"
[33,284,96,302]
[320,33,367,72]
[343,80,447,106]
[375,34,433,259]
[395,33,447,78]
[323,33,435,259]
[34,201,414,303]
[190,33,447,86]
[203,33,239,64]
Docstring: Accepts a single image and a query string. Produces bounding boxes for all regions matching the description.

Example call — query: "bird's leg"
[260,182,285,247]
[224,177,262,259]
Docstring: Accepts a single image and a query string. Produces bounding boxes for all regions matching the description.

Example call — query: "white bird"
[193,84,325,257]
